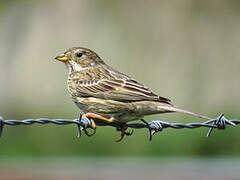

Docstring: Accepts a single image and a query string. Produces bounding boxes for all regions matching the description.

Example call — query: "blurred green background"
[0,0,240,179]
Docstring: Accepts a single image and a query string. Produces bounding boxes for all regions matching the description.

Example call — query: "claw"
[81,115,97,137]
[116,134,124,142]
[116,123,134,142]
[125,129,134,136]
[83,128,95,136]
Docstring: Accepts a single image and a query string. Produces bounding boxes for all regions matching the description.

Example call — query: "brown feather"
[70,66,171,104]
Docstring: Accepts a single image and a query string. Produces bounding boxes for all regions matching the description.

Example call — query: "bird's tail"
[158,103,211,120]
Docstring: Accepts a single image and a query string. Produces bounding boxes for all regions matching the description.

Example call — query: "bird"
[55,47,210,141]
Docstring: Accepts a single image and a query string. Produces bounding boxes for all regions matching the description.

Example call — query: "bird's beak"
[55,53,69,62]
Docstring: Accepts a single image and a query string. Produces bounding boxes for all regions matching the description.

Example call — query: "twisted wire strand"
[0,113,239,141]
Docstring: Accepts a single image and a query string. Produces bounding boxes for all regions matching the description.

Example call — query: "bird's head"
[55,47,104,72]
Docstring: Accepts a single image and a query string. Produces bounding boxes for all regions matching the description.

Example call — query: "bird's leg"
[81,113,113,136]
[116,123,134,142]
[83,113,113,123]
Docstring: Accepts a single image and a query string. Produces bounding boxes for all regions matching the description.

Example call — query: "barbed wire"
[0,113,239,141]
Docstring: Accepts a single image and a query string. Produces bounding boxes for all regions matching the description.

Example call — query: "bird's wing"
[73,70,171,103]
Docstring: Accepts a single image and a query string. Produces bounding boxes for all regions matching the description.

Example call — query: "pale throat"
[66,60,100,73]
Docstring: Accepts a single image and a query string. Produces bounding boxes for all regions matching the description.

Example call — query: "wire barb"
[0,116,4,137]
[141,119,153,141]
[76,114,82,138]
[206,114,236,137]
[0,113,239,141]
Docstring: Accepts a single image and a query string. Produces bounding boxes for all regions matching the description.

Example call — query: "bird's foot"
[81,113,113,136]
[116,123,134,142]
[80,114,97,136]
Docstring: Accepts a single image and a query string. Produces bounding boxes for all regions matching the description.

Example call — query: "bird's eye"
[76,53,83,58]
